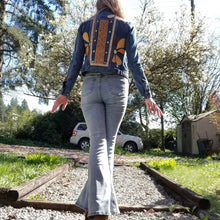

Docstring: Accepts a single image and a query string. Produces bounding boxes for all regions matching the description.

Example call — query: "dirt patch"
[0,143,147,165]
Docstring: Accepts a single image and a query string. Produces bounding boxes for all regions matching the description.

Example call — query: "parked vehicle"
[70,122,143,152]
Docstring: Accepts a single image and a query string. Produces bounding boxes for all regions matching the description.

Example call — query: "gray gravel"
[0,166,200,220]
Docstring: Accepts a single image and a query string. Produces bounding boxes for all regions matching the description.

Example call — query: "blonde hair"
[96,0,125,19]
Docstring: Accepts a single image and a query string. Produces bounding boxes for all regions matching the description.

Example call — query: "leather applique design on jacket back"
[112,38,125,66]
[90,16,116,67]
[83,32,89,56]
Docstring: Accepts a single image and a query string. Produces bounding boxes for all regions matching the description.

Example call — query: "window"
[77,123,87,131]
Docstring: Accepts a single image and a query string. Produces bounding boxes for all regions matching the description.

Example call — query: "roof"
[181,110,218,123]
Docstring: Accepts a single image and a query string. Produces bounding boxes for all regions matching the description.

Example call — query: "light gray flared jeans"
[75,73,129,217]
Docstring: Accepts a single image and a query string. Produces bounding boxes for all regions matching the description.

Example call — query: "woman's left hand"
[145,98,163,118]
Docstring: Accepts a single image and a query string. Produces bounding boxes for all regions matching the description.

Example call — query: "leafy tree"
[20,99,29,112]
[14,109,38,139]
[2,108,19,137]
[15,0,96,103]
[6,97,19,112]
[130,1,219,149]
[30,102,84,145]
[0,92,6,122]
[0,0,66,88]
[4,0,219,150]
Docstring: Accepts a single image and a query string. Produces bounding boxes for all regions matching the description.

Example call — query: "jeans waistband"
[84,71,129,79]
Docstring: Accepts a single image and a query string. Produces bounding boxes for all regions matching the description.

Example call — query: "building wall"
[177,112,220,155]
[177,125,182,153]
[191,123,199,154]
[195,117,220,151]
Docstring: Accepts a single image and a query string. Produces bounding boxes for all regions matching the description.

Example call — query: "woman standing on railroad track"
[51,0,163,219]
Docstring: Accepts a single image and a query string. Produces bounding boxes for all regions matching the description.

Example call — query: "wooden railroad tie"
[0,162,74,202]
[140,162,210,210]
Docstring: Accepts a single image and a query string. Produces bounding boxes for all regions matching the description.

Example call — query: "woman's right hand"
[51,95,68,113]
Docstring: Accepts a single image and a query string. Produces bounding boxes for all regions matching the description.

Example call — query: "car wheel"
[79,138,90,150]
[124,141,137,153]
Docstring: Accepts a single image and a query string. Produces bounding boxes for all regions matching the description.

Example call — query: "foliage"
[0,153,69,187]
[0,136,36,147]
[15,0,96,102]
[199,213,209,220]
[168,204,178,214]
[30,113,63,145]
[29,102,84,145]
[158,157,220,214]
[0,95,84,146]
[134,0,220,126]
[148,158,177,170]
[29,193,45,201]
[143,148,175,157]
[0,98,38,138]
[0,0,65,79]
[0,93,6,121]
[146,129,162,148]
[25,153,61,165]
[211,153,220,160]
[114,146,133,156]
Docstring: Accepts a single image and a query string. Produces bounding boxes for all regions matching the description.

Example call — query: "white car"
[70,122,143,152]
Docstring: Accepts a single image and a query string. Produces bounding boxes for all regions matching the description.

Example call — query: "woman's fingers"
[62,101,68,111]
[145,98,163,118]
[51,101,60,113]
[51,95,68,113]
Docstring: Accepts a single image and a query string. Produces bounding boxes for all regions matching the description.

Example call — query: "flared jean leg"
[75,74,129,217]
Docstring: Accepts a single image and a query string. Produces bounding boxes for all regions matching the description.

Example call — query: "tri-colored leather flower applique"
[112,38,125,66]
[83,32,89,56]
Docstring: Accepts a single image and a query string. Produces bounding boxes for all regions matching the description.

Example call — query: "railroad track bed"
[1,160,215,220]
[0,143,218,220]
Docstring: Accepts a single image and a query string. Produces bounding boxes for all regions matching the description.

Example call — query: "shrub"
[25,153,62,165]
[146,129,162,148]
[148,158,177,170]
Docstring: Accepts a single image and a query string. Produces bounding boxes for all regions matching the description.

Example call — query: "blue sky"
[3,0,220,114]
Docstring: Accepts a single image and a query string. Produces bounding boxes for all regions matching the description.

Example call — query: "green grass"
[0,136,39,147]
[147,157,220,215]
[0,153,70,188]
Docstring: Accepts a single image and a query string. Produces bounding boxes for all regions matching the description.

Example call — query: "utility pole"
[190,0,195,21]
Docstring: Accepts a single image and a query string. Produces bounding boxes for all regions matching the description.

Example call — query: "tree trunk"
[160,103,165,152]
[139,106,149,134]
[0,0,8,79]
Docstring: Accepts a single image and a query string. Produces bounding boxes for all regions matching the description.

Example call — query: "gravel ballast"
[0,166,200,219]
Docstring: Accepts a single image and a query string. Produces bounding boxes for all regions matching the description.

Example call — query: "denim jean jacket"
[61,7,151,99]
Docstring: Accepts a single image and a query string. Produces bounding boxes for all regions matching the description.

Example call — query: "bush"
[120,121,145,137]
[25,153,62,165]
[148,158,177,170]
[31,113,63,145]
[145,129,162,148]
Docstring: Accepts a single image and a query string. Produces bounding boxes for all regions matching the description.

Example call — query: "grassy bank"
[147,157,220,215]
[0,153,70,188]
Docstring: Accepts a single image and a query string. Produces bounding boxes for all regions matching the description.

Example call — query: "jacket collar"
[97,7,114,15]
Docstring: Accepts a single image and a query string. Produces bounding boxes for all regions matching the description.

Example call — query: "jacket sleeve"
[61,24,85,97]
[125,23,151,99]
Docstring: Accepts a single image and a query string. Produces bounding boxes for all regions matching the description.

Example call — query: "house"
[177,110,220,155]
